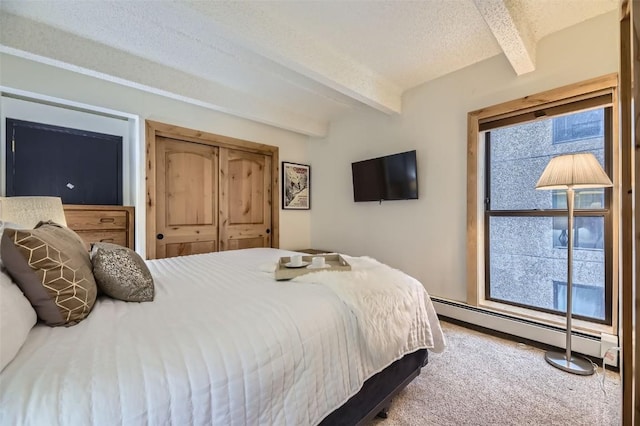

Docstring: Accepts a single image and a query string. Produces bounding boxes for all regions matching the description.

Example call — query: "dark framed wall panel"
[5,118,123,205]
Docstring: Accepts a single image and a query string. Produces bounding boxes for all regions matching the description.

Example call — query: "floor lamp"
[535,153,612,375]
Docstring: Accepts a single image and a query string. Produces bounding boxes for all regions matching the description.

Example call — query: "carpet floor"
[370,321,620,426]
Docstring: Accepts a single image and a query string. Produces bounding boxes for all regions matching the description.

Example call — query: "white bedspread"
[0,248,444,426]
[293,255,444,366]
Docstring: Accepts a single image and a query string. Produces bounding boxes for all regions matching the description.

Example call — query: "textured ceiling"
[0,0,618,136]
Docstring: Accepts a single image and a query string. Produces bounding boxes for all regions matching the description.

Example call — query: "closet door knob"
[266,229,270,234]
[156,233,164,240]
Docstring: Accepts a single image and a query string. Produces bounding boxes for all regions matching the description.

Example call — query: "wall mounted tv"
[351,150,418,202]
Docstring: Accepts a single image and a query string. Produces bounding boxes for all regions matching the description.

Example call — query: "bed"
[0,208,444,425]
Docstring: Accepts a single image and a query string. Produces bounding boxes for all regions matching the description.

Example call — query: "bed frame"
[320,349,428,425]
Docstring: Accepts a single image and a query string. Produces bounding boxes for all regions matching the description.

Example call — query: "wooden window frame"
[466,74,620,334]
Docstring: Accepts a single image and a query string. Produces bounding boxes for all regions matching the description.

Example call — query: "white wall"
[309,11,619,302]
[0,53,312,255]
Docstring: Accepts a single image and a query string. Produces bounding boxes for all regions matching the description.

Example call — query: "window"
[553,281,604,319]
[467,75,617,328]
[485,109,610,322]
[552,109,604,144]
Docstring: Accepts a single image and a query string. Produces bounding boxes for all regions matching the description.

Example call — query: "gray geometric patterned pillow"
[1,222,97,326]
[90,242,154,302]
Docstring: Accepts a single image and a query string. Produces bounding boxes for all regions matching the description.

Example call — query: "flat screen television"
[351,150,418,202]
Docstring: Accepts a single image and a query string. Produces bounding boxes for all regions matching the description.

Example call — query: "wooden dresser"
[64,205,135,249]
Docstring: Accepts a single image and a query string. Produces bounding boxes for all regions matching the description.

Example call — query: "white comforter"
[0,248,444,426]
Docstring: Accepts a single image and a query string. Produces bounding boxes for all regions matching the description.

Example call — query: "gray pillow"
[90,242,154,302]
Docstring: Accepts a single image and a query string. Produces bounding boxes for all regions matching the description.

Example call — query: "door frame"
[145,120,280,259]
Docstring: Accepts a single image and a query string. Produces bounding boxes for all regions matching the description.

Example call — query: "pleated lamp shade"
[535,153,613,190]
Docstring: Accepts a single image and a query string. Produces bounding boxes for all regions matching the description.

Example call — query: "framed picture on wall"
[282,162,310,210]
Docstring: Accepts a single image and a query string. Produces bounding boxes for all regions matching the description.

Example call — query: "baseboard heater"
[432,297,606,361]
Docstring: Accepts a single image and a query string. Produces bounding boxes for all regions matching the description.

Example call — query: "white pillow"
[0,270,37,371]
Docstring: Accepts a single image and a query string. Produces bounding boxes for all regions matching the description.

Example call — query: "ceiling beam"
[179,2,403,114]
[473,0,536,75]
[0,13,327,137]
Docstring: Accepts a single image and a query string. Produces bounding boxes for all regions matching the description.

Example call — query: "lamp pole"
[564,187,574,363]
[544,186,593,375]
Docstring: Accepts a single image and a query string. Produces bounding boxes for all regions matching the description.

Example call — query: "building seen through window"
[485,107,610,323]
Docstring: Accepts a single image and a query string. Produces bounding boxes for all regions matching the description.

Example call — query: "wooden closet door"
[155,137,219,258]
[219,148,272,250]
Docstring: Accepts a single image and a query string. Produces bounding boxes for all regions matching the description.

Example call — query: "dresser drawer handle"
[100,238,115,243]
[100,218,116,223]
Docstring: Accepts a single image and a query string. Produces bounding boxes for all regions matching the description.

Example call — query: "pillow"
[0,270,37,371]
[90,242,154,302]
[1,222,97,326]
